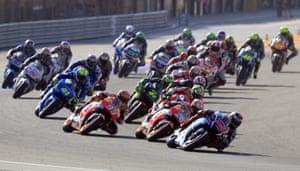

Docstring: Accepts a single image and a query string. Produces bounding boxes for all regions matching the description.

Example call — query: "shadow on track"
[279,70,300,74]
[42,116,68,120]
[78,132,137,140]
[245,83,296,88]
[18,96,40,100]
[186,149,270,157]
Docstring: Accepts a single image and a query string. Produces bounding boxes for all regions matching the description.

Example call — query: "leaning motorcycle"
[270,36,288,72]
[2,52,25,88]
[35,78,78,118]
[117,44,140,78]
[235,47,257,86]
[166,116,226,151]
[12,60,44,98]
[113,38,126,74]
[125,79,161,123]
[135,103,189,142]
[147,52,170,79]
[63,100,120,135]
[198,57,219,93]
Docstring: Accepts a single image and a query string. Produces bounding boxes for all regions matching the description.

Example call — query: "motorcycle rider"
[151,39,178,59]
[278,25,298,64]
[21,47,54,90]
[7,39,37,59]
[216,31,226,41]
[94,52,112,91]
[122,31,148,70]
[199,40,228,95]
[168,45,198,65]
[173,28,196,47]
[196,32,216,47]
[40,66,90,112]
[113,25,136,47]
[223,35,238,75]
[135,99,193,139]
[269,34,288,61]
[239,33,265,79]
[66,54,100,92]
[74,90,131,135]
[51,41,72,72]
[179,109,243,151]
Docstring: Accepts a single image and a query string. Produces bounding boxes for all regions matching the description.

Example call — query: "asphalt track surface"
[0,10,300,171]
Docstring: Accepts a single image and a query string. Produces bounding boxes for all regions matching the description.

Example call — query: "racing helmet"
[206,32,216,41]
[217,31,226,41]
[187,55,200,68]
[279,25,289,35]
[187,45,198,55]
[125,25,135,34]
[228,112,243,128]
[189,65,201,80]
[250,33,260,45]
[98,52,110,64]
[24,39,35,50]
[86,54,97,68]
[191,98,204,114]
[40,47,51,64]
[73,66,89,84]
[191,84,205,99]
[60,41,71,50]
[193,75,207,87]
[118,89,131,104]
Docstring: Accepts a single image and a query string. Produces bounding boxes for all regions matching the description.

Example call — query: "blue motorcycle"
[35,78,78,118]
[2,52,25,88]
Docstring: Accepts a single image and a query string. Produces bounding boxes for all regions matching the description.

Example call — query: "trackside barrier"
[0,10,168,49]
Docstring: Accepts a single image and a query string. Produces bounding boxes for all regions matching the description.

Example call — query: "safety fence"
[0,10,168,49]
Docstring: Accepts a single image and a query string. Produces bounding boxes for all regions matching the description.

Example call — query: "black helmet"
[86,54,97,68]
[40,47,51,64]
[98,52,110,64]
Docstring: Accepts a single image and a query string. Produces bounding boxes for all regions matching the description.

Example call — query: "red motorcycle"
[62,99,122,135]
[135,101,191,141]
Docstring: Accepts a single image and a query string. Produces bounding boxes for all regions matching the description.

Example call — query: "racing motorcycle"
[135,101,190,141]
[117,43,141,78]
[125,78,162,123]
[269,35,288,72]
[166,115,227,151]
[2,52,25,88]
[236,47,257,86]
[175,40,190,54]
[147,52,170,79]
[63,100,121,135]
[12,60,44,98]
[35,78,78,118]
[113,38,126,74]
[198,57,219,92]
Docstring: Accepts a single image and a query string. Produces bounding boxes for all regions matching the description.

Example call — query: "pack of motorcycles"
[2,36,288,152]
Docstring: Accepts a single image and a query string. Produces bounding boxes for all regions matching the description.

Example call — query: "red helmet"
[118,90,130,104]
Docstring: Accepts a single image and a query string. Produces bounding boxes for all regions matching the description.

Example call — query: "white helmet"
[125,25,135,34]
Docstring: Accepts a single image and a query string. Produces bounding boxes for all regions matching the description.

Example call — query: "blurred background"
[1,0,300,23]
